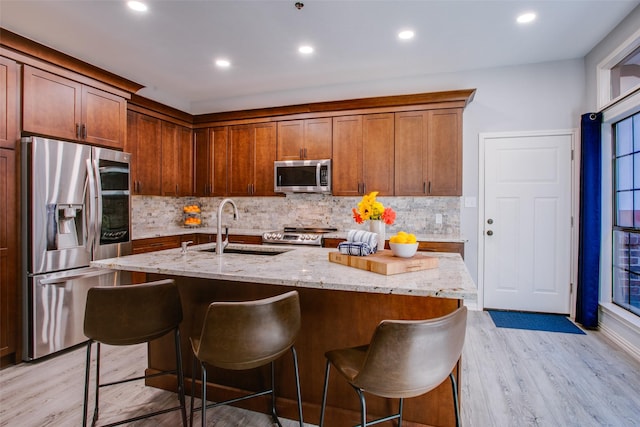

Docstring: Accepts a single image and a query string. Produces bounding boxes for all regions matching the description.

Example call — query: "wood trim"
[128,94,193,126]
[194,89,476,125]
[0,28,143,96]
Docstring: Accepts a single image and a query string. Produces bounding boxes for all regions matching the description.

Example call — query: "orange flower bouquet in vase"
[352,191,396,251]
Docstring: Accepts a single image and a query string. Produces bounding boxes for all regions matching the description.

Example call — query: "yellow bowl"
[389,242,418,258]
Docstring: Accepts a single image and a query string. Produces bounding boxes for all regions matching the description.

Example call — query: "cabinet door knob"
[487,230,494,236]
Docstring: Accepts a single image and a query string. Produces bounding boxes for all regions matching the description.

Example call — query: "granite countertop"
[133,225,466,243]
[92,243,477,301]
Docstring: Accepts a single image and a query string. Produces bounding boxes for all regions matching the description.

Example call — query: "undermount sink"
[198,247,290,256]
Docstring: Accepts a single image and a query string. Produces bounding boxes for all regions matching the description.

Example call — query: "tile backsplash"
[132,194,460,235]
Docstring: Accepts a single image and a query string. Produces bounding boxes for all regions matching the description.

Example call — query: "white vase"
[369,220,386,252]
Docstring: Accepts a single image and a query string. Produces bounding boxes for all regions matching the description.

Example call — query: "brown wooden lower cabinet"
[145,276,462,427]
[0,148,18,366]
[324,237,464,258]
[131,235,195,283]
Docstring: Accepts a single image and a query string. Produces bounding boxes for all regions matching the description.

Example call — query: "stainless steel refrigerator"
[22,136,132,360]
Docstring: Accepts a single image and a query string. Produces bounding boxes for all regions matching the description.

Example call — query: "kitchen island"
[92,243,476,426]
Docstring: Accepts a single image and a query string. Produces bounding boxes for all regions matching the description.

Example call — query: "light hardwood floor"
[1,310,639,426]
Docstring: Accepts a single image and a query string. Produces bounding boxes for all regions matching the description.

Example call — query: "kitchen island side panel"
[145,275,461,427]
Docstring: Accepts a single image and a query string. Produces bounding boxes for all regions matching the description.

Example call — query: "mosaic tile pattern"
[132,194,461,235]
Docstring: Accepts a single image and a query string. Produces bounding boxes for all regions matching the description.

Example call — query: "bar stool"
[82,279,187,427]
[189,290,303,427]
[319,306,467,427]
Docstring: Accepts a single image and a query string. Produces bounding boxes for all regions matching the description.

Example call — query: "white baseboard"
[463,299,479,311]
[599,303,640,363]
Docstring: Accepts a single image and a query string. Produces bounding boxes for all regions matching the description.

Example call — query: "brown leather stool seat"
[189,290,303,427]
[320,306,468,427]
[82,279,187,427]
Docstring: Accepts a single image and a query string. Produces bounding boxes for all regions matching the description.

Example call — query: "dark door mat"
[487,310,586,334]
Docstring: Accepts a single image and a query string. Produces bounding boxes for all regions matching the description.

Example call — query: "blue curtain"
[576,112,602,329]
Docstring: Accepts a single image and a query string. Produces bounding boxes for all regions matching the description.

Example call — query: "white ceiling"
[1,0,638,115]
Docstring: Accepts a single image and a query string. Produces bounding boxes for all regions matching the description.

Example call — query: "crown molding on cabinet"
[194,89,476,126]
[0,27,144,97]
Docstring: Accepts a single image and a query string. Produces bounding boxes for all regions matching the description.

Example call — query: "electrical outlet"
[435,214,443,224]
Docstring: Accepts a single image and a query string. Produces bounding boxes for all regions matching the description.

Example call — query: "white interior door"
[482,132,573,314]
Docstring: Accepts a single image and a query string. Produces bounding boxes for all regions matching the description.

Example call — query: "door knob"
[487,218,494,224]
[487,230,493,236]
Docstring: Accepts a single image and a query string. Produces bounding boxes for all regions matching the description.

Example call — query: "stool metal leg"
[174,329,188,427]
[319,359,331,427]
[82,340,93,427]
[291,346,304,427]
[270,361,283,427]
[190,352,197,427]
[201,362,207,427]
[92,342,101,426]
[450,372,461,427]
[354,386,367,427]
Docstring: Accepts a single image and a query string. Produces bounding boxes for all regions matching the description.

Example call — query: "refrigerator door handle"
[86,158,97,251]
[39,268,114,285]
[92,158,103,249]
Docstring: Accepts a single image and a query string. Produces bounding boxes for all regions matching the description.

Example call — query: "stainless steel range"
[262,226,337,246]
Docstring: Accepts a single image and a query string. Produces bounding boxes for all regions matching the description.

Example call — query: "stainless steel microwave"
[274,159,331,193]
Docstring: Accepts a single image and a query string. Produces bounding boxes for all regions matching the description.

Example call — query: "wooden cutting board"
[328,250,438,275]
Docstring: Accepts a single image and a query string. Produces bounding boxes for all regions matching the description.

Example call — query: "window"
[597,28,640,109]
[612,112,640,316]
[611,45,640,101]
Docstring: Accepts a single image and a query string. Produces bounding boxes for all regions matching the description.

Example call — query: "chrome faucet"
[216,198,239,255]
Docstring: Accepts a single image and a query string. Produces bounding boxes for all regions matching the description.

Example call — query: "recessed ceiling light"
[127,1,148,12]
[215,59,231,68]
[517,12,536,24]
[298,45,314,54]
[398,30,415,40]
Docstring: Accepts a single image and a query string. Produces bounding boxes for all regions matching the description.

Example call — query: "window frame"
[602,90,640,325]
[597,27,640,110]
[611,112,640,315]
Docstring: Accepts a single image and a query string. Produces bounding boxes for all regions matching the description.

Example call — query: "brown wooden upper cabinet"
[0,57,17,150]
[276,118,332,160]
[22,65,126,149]
[228,122,277,196]
[394,109,462,196]
[126,110,162,195]
[332,113,394,196]
[193,127,227,197]
[161,122,193,197]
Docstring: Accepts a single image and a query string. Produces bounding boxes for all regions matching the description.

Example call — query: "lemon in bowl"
[389,232,418,257]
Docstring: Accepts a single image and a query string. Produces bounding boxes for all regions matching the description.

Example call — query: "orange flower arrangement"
[352,191,396,225]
